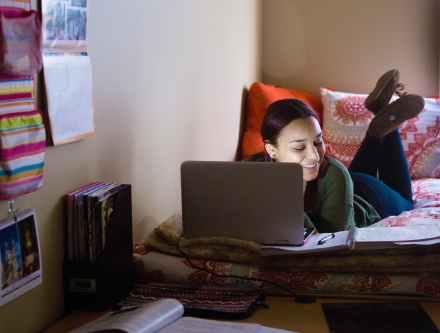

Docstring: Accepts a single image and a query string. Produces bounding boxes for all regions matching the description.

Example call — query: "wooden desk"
[45,295,440,333]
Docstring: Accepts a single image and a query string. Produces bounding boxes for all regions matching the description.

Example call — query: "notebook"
[180,161,313,246]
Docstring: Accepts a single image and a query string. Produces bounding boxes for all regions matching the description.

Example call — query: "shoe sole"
[369,94,425,138]
[365,69,399,113]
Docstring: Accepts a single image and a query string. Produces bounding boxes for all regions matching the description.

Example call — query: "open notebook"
[180,161,313,246]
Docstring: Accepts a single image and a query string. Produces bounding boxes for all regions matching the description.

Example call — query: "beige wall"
[0,1,262,332]
[1,1,438,332]
[263,0,439,97]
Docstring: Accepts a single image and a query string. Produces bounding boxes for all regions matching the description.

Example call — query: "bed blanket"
[144,210,440,279]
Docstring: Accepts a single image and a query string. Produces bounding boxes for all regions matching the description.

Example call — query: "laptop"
[180,161,314,246]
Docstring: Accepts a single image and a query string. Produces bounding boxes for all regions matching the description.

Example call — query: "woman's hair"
[261,98,320,147]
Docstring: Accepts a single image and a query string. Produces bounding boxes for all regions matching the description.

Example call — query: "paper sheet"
[355,224,440,242]
[42,53,95,145]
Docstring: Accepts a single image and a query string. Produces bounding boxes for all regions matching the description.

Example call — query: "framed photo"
[0,208,42,307]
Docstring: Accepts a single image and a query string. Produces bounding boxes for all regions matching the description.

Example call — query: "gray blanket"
[144,213,440,278]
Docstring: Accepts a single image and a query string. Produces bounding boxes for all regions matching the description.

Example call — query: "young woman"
[245,69,425,232]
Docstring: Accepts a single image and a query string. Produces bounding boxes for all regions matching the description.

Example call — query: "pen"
[318,233,335,245]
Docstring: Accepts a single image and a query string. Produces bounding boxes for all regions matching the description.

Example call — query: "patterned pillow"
[320,87,440,179]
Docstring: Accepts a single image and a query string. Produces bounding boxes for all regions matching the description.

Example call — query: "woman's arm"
[314,160,356,232]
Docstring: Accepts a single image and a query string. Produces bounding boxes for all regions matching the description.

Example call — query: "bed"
[133,82,440,298]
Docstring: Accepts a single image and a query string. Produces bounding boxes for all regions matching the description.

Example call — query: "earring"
[272,154,276,159]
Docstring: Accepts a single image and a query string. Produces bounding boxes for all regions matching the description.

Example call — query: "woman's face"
[265,117,326,183]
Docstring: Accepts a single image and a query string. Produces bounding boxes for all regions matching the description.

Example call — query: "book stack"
[65,182,121,262]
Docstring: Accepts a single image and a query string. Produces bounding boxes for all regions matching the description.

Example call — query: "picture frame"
[0,208,42,307]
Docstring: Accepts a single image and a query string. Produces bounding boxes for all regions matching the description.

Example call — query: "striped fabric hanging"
[0,109,46,199]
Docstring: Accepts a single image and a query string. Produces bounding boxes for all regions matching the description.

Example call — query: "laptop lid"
[180,161,305,245]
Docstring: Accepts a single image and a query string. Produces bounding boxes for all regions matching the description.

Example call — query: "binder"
[63,184,133,313]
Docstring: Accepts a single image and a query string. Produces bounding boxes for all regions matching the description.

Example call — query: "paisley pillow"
[320,87,440,179]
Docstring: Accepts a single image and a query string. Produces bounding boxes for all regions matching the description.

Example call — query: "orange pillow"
[241,82,323,159]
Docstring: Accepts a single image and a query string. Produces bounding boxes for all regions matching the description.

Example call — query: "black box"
[63,184,133,313]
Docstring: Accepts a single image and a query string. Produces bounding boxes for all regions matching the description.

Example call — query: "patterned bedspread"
[133,178,440,297]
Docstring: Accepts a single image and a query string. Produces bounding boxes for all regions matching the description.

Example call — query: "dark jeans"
[348,129,413,219]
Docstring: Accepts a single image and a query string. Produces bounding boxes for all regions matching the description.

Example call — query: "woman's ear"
[264,141,276,159]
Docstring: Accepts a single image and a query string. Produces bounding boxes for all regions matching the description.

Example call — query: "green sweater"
[304,156,381,232]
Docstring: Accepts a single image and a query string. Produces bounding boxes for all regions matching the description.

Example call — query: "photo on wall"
[0,208,42,307]
[42,0,88,48]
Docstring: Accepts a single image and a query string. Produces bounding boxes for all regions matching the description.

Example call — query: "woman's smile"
[301,162,320,170]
